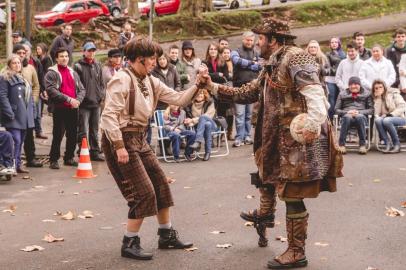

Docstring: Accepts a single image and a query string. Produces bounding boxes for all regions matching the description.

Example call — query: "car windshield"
[51,2,68,12]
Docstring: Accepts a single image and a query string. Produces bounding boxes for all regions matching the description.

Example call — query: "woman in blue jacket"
[0,54,35,173]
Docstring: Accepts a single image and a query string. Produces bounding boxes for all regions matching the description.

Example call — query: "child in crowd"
[163,105,196,162]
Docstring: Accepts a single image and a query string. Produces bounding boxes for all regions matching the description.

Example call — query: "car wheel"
[230,0,239,9]
[54,19,64,26]
[112,8,121,18]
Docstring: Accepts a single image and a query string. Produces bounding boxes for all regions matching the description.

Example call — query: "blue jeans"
[326,82,339,120]
[339,114,367,146]
[6,128,26,169]
[167,130,196,159]
[0,131,14,168]
[374,116,406,146]
[34,99,43,135]
[195,115,218,154]
[234,103,253,141]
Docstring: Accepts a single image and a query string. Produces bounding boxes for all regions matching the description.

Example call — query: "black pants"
[78,107,101,154]
[49,108,78,162]
[24,128,36,162]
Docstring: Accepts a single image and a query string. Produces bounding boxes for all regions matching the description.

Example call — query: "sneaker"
[64,159,78,167]
[338,146,346,154]
[233,140,242,147]
[49,161,60,170]
[244,136,253,145]
[359,145,367,155]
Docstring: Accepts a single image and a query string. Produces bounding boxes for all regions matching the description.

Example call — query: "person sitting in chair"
[335,76,374,154]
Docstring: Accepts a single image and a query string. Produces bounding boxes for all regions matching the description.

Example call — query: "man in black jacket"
[45,47,86,169]
[74,41,105,161]
[49,24,75,66]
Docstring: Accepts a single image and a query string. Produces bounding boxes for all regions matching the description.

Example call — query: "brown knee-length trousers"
[102,131,174,219]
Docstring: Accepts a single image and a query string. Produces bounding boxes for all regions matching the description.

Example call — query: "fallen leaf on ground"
[184,247,198,251]
[276,236,287,242]
[399,168,406,171]
[33,185,45,189]
[245,195,255,199]
[244,222,254,227]
[22,176,31,180]
[210,231,226,234]
[73,192,79,195]
[53,211,62,216]
[42,219,56,223]
[202,212,209,215]
[401,201,406,208]
[385,207,405,217]
[2,205,17,213]
[61,211,75,220]
[348,183,354,187]
[42,233,64,243]
[275,221,281,226]
[366,267,379,270]
[167,177,176,184]
[83,190,94,194]
[20,245,44,252]
[58,190,64,194]
[315,242,329,247]
[99,226,113,230]
[169,171,175,174]
[78,210,94,219]
[320,257,328,261]
[183,186,192,189]
[77,181,83,184]
[372,179,381,183]
[216,243,232,248]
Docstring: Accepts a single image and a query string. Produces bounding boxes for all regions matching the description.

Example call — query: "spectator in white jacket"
[399,53,406,92]
[335,42,364,92]
[359,44,396,91]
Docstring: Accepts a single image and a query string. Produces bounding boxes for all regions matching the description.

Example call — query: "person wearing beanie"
[103,49,122,89]
[180,40,201,90]
[335,76,374,154]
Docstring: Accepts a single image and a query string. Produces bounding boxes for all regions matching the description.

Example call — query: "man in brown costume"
[205,18,343,269]
[100,38,202,260]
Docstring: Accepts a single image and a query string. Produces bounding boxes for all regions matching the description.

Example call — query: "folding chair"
[334,114,373,151]
[153,110,196,163]
[195,118,230,159]
[374,124,406,152]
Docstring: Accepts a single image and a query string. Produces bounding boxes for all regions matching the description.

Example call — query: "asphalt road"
[1,116,406,270]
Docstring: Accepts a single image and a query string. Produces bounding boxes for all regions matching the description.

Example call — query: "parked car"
[100,0,122,17]
[34,0,110,27]
[138,0,180,17]
[0,2,16,23]
[213,0,268,9]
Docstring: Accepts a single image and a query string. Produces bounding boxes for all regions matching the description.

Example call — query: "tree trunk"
[127,0,140,20]
[180,0,202,17]
[15,0,25,32]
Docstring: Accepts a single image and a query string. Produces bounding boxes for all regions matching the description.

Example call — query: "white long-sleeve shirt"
[335,55,364,91]
[359,56,396,91]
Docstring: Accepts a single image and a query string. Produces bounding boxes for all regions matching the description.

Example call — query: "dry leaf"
[20,245,44,252]
[53,211,62,216]
[33,185,45,189]
[61,211,75,220]
[42,233,64,243]
[348,183,353,187]
[275,221,281,226]
[399,168,406,171]
[401,201,406,208]
[244,222,254,227]
[183,186,192,189]
[99,226,113,230]
[385,207,405,217]
[210,231,226,234]
[73,192,79,195]
[167,177,176,184]
[42,219,56,223]
[276,236,287,242]
[22,176,31,180]
[216,243,232,248]
[78,210,94,219]
[202,212,209,215]
[58,190,65,194]
[315,242,329,247]
[245,195,255,199]
[372,179,381,183]
[366,267,379,270]
[2,205,17,213]
[184,247,198,251]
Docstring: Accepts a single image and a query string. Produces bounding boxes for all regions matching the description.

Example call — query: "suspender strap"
[124,69,136,116]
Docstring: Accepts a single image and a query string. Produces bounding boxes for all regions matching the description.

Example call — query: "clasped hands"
[195,64,212,90]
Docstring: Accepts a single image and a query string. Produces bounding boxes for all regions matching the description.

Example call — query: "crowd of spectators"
[2,24,406,177]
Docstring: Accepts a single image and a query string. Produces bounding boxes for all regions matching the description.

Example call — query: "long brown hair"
[1,54,22,81]
[205,43,224,66]
[372,79,388,99]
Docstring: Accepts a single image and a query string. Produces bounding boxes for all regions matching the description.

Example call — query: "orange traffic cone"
[73,138,97,179]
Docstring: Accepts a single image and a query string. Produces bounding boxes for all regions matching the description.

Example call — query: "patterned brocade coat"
[213,46,343,198]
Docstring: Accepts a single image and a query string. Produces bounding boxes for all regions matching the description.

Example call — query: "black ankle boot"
[157,227,193,249]
[121,235,153,260]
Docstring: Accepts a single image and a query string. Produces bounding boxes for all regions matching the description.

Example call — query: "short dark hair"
[124,38,162,62]
[12,44,25,53]
[266,34,295,46]
[55,47,69,58]
[346,42,357,50]
[62,24,72,29]
[394,28,406,37]
[219,37,228,43]
[353,32,364,39]
[169,44,179,51]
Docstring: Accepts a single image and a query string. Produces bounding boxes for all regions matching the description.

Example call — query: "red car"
[138,0,180,17]
[34,0,110,27]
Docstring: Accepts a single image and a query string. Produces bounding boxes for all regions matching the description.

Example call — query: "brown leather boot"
[267,214,309,269]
